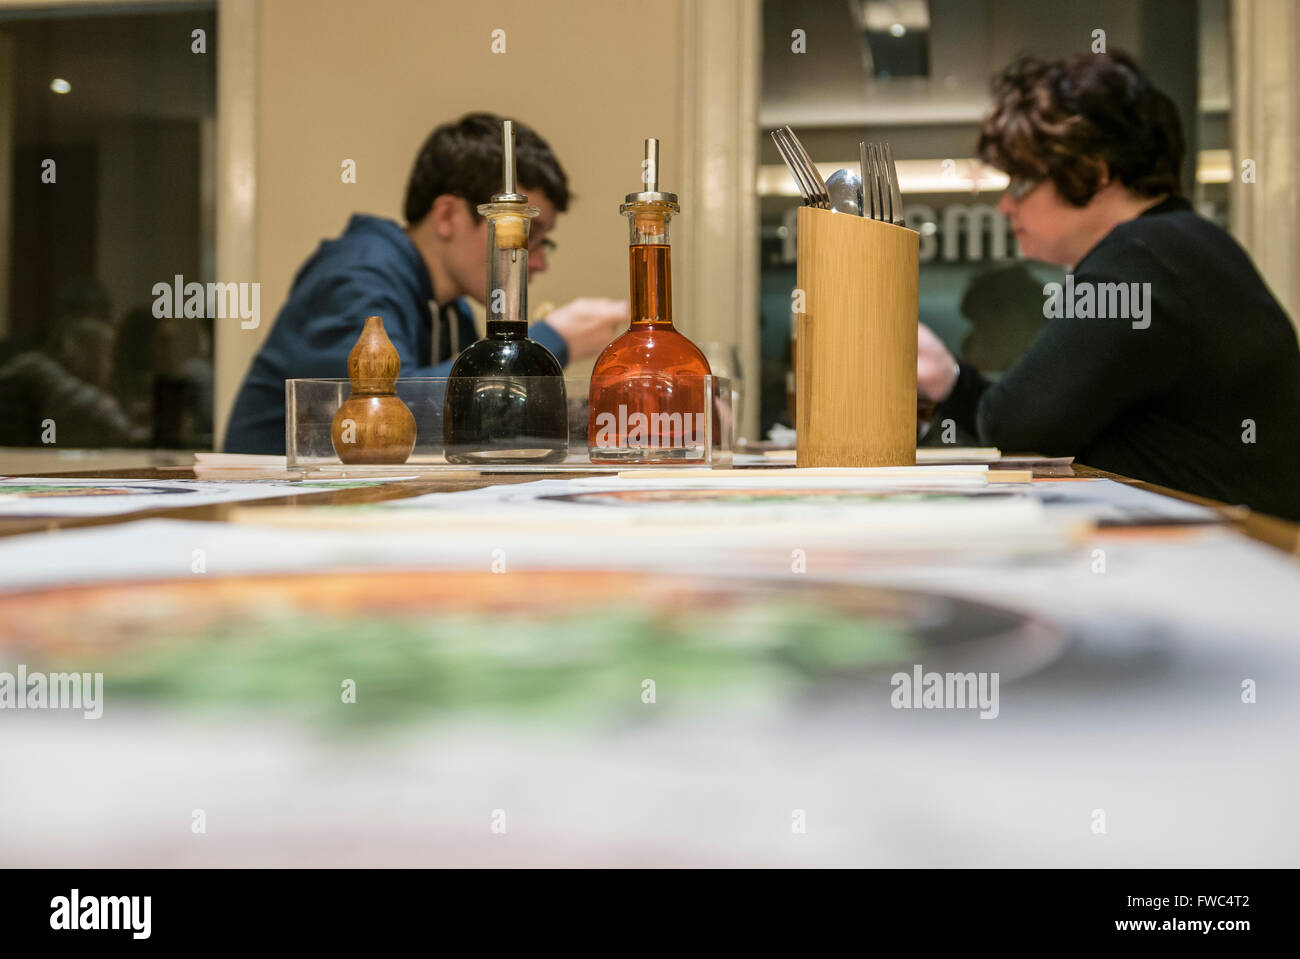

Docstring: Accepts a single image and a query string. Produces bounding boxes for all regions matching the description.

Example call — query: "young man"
[225,112,626,454]
[917,53,1300,520]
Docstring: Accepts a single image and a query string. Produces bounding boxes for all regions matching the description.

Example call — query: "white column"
[1230,0,1300,328]
[213,0,260,449]
[676,0,762,441]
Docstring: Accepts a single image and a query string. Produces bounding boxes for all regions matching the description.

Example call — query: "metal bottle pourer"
[622,137,679,210]
[483,119,536,260]
[622,138,678,243]
[495,119,528,206]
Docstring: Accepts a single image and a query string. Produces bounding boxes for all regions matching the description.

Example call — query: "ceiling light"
[50,78,71,94]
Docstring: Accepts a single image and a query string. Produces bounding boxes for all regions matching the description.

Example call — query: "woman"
[918,52,1300,521]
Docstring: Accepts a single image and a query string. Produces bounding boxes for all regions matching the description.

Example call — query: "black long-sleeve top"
[934,196,1300,521]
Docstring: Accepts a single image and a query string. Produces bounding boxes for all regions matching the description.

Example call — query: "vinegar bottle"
[443,120,568,464]
[588,138,712,463]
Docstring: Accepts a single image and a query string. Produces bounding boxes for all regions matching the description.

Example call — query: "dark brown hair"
[403,112,570,225]
[976,52,1185,206]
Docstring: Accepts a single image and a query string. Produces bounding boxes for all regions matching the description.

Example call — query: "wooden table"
[1,462,1296,555]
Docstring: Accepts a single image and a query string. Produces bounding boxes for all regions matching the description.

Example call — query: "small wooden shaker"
[330,315,417,464]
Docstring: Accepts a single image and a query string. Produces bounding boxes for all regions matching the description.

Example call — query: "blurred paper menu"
[0,476,406,517]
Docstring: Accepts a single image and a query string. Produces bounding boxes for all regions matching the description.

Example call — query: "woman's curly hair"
[976,51,1185,206]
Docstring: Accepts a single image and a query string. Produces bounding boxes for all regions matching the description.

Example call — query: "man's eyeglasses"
[1006,176,1043,201]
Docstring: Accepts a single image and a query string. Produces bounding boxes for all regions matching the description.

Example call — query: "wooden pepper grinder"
[330,315,417,464]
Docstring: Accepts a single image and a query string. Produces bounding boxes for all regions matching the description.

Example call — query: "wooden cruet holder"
[794,208,919,466]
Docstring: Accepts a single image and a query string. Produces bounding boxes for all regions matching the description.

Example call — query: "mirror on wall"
[0,3,217,450]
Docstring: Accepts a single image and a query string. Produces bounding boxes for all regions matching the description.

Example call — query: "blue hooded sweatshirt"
[224,214,569,454]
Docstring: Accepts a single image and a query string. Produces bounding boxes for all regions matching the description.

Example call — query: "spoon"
[825,168,864,216]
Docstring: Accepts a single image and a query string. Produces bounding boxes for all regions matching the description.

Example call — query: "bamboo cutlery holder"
[795,207,919,467]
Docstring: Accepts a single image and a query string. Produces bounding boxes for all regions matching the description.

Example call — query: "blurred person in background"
[225,112,628,454]
[0,306,141,448]
[114,308,214,449]
[921,262,1049,448]
[917,52,1300,520]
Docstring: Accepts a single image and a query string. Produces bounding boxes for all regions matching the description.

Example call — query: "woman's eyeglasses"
[1006,176,1043,201]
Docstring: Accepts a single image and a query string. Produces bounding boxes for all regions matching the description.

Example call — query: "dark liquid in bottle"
[444,321,568,464]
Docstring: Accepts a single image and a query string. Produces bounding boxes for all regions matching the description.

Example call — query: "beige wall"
[217,0,684,444]
[1231,0,1300,329]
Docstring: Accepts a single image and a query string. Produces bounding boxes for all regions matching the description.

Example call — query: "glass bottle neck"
[625,202,676,329]
[480,200,538,340]
[629,243,673,328]
[487,241,528,339]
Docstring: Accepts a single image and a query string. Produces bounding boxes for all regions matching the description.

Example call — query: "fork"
[882,143,905,226]
[859,141,906,226]
[871,143,890,222]
[771,129,816,207]
[783,126,830,209]
[862,142,879,220]
[772,128,822,208]
[772,127,829,209]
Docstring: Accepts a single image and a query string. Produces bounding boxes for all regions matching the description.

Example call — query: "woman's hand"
[917,322,960,403]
